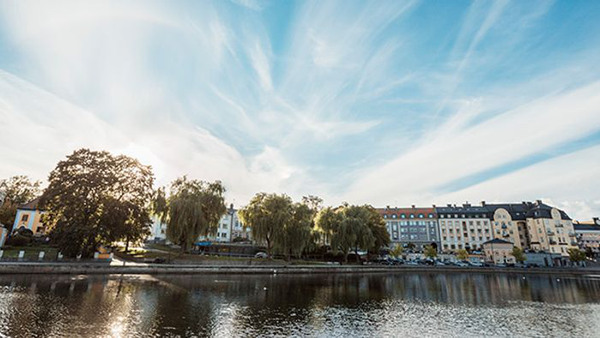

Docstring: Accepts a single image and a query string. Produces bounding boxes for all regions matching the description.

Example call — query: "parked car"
[255,252,268,259]
[468,261,483,267]
[406,260,419,266]
[456,261,469,267]
[435,261,446,266]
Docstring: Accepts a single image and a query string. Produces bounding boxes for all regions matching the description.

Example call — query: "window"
[410,214,415,219]
[428,214,434,218]
[392,214,397,219]
[418,214,424,218]
[221,233,227,238]
[21,214,29,222]
[401,214,406,219]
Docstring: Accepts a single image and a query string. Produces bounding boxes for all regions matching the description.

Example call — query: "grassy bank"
[0,245,59,261]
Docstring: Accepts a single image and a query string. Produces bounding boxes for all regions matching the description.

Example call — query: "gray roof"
[483,238,514,245]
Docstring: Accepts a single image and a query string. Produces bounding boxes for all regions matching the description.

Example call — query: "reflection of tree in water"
[1,273,600,336]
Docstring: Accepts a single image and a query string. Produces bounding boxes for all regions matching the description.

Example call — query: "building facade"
[12,198,47,236]
[485,203,529,248]
[436,204,493,252]
[482,238,516,265]
[523,201,577,256]
[573,218,600,255]
[377,206,439,250]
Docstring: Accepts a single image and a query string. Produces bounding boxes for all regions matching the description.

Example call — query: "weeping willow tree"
[164,177,226,252]
[275,202,313,260]
[318,204,388,263]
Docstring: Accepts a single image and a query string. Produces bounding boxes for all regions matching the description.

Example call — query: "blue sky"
[0,0,599,219]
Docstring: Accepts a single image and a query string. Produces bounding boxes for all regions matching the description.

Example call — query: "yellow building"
[482,238,515,265]
[12,198,47,236]
[489,206,528,248]
[525,202,577,256]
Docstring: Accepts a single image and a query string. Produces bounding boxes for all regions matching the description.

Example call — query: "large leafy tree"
[239,193,293,258]
[364,205,390,254]
[41,149,154,257]
[0,176,41,231]
[275,202,313,260]
[315,206,341,246]
[164,177,226,252]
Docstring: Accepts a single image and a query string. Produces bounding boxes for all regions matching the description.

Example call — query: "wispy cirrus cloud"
[1,0,600,219]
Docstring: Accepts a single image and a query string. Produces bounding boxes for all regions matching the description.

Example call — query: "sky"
[0,0,599,220]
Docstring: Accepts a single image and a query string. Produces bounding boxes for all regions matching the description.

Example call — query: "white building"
[436,204,493,252]
[149,204,250,243]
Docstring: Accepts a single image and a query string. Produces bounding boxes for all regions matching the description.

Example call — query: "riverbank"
[1,262,598,276]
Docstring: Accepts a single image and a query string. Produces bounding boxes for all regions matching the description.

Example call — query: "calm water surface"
[0,272,599,337]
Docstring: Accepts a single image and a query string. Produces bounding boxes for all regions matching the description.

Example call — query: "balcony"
[549,240,557,245]
[546,231,555,236]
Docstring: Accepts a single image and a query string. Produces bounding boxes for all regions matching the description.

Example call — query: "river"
[0,272,599,337]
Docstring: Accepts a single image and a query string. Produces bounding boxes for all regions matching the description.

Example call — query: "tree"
[456,249,469,261]
[567,248,586,265]
[164,177,226,252]
[239,193,292,259]
[424,245,437,259]
[364,205,390,254]
[0,176,41,232]
[511,247,527,264]
[315,206,341,246]
[41,149,154,257]
[390,244,404,258]
[276,202,313,260]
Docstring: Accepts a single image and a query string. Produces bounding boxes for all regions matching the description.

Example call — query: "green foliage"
[511,246,527,263]
[6,228,33,246]
[239,193,289,258]
[40,149,154,258]
[164,177,226,252]
[315,206,342,246]
[0,176,41,231]
[390,244,404,258]
[567,248,586,263]
[424,245,437,259]
[276,202,313,260]
[317,204,389,263]
[456,249,469,261]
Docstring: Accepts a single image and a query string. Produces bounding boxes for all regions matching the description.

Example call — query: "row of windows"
[439,214,488,219]
[383,213,434,219]
[386,221,436,226]
[440,220,488,226]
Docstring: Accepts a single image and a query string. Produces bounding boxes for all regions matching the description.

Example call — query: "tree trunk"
[355,247,360,264]
[125,236,130,253]
[266,237,271,259]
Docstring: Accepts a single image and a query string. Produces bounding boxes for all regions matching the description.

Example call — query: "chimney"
[594,217,600,226]
[536,199,542,206]
[386,205,390,210]
[432,204,436,208]
[411,204,415,209]
[447,204,452,207]
[481,201,486,206]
